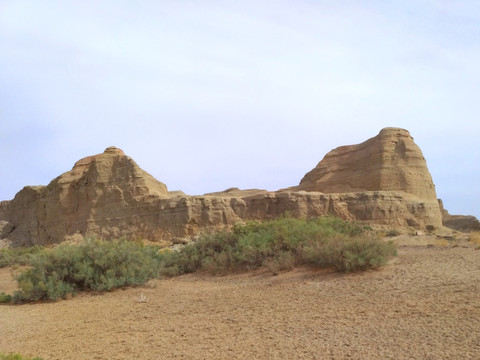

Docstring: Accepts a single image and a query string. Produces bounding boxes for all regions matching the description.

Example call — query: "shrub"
[470,231,480,245]
[385,229,400,237]
[302,235,397,272]
[0,246,44,268]
[435,239,449,247]
[158,216,396,276]
[13,239,163,302]
[264,251,296,275]
[0,354,43,360]
[0,292,12,303]
[11,216,398,302]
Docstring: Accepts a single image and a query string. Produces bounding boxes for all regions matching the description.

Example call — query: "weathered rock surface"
[295,128,437,200]
[0,147,171,246]
[0,129,446,246]
[0,220,14,240]
[438,199,480,232]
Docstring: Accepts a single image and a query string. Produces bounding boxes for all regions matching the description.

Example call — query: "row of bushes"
[159,216,396,275]
[2,216,397,303]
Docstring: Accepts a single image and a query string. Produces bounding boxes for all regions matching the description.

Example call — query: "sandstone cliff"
[295,128,437,200]
[438,199,480,232]
[0,129,446,247]
[0,147,171,246]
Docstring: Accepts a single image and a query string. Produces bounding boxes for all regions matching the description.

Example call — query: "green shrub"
[13,239,163,302]
[159,216,396,276]
[11,216,397,302]
[0,354,43,360]
[0,292,12,303]
[0,246,44,268]
[302,234,397,272]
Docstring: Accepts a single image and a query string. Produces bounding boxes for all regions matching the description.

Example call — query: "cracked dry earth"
[1,235,480,359]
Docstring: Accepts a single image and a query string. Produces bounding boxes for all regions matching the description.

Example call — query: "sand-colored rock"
[296,128,437,199]
[1,147,170,246]
[438,199,480,232]
[0,220,14,240]
[0,129,445,246]
[291,127,443,230]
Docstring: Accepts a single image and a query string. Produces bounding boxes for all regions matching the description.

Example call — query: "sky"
[1,0,479,218]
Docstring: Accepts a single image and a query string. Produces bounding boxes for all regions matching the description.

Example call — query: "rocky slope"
[438,199,480,232]
[0,128,446,246]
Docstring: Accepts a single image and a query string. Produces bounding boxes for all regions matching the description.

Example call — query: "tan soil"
[0,267,18,295]
[1,235,480,359]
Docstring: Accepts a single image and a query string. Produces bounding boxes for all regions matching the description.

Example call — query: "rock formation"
[0,128,446,247]
[0,147,171,246]
[438,199,480,232]
[295,128,437,200]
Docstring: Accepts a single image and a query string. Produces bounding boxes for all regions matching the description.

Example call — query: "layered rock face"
[0,147,172,246]
[0,129,445,247]
[296,128,437,200]
[438,199,480,232]
[289,127,443,230]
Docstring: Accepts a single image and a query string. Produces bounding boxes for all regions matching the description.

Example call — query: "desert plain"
[1,234,480,359]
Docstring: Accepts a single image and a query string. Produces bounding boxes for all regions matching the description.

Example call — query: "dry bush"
[470,232,480,245]
[435,239,449,247]
[264,251,296,275]
[385,229,401,237]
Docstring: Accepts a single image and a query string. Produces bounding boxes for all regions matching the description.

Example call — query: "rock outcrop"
[438,199,480,232]
[0,128,446,247]
[1,147,171,246]
[295,128,437,200]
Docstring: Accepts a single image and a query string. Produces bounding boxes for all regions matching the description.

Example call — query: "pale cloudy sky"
[1,0,479,218]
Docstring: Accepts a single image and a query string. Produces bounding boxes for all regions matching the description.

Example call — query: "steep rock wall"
[0,129,444,246]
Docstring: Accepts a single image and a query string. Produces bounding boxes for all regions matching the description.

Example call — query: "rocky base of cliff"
[2,187,443,247]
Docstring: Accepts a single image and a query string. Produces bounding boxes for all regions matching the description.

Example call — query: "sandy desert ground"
[1,235,480,359]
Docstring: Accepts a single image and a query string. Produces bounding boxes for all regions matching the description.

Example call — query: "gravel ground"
[1,235,480,359]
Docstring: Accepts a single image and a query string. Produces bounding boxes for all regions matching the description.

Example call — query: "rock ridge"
[0,129,446,246]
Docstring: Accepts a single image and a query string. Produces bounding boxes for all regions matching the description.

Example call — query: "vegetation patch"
[385,229,401,237]
[0,354,43,360]
[470,231,480,245]
[12,239,162,303]
[5,217,397,303]
[0,291,13,303]
[159,216,397,275]
[0,246,44,268]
